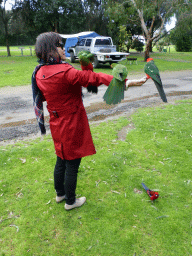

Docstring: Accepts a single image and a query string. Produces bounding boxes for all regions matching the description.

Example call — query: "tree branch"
[152,15,165,40]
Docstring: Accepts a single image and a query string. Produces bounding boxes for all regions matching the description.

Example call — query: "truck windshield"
[95,38,112,46]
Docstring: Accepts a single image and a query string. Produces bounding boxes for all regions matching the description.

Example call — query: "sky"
[165,15,177,32]
[4,0,14,10]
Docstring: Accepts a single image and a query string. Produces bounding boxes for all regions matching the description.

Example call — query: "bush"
[170,15,192,52]
[131,38,144,52]
[175,33,192,52]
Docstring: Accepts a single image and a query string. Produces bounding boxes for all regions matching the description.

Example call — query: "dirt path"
[0,70,191,145]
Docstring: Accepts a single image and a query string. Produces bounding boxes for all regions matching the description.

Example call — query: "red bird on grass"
[141,183,159,201]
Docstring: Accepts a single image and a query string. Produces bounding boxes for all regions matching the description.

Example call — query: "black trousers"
[54,156,81,205]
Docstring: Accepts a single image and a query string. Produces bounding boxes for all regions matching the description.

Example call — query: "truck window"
[85,39,92,46]
[95,38,112,46]
[79,39,86,46]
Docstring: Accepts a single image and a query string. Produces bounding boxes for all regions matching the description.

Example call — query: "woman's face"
[57,42,66,61]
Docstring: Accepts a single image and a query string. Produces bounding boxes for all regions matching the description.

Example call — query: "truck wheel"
[70,52,75,63]
[93,56,99,68]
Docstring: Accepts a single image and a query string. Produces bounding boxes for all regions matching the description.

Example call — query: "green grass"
[1,99,192,255]
[0,56,37,87]
[0,45,192,88]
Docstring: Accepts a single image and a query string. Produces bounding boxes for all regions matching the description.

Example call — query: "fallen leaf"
[134,188,143,194]
[19,158,26,164]
[156,215,169,219]
[10,224,19,232]
[111,190,120,194]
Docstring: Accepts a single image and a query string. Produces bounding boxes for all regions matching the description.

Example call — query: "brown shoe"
[65,197,86,210]
[56,195,66,203]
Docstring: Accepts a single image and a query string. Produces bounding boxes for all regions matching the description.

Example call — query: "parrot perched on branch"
[141,183,159,201]
[103,64,128,105]
[144,58,167,103]
[78,51,98,93]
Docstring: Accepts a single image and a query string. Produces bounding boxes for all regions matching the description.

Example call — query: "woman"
[32,32,147,211]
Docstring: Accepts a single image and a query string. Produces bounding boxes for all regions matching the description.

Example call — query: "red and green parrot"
[144,58,167,103]
[78,50,94,71]
[78,51,98,93]
[103,64,128,105]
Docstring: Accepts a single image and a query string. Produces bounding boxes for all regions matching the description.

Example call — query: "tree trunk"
[149,40,153,52]
[6,41,11,56]
[144,40,151,61]
[5,23,11,56]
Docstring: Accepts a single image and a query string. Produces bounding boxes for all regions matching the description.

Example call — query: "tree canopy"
[0,0,192,57]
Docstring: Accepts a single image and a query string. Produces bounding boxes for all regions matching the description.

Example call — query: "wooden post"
[18,47,24,56]
[29,47,32,56]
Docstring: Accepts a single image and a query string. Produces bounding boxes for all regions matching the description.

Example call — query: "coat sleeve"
[64,68,113,88]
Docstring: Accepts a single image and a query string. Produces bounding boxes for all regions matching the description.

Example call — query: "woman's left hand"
[125,76,148,89]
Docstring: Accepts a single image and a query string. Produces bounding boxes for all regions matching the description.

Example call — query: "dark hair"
[35,32,62,62]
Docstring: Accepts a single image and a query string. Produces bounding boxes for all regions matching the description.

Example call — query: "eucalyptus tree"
[106,0,191,60]
[127,0,191,60]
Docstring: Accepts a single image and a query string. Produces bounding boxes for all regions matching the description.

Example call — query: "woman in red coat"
[33,32,113,211]
[33,32,147,211]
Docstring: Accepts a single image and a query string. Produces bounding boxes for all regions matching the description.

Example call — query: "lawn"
[0,46,192,88]
[0,99,192,255]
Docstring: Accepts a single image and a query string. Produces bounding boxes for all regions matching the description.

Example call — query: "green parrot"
[103,64,128,105]
[78,50,94,66]
[144,58,167,102]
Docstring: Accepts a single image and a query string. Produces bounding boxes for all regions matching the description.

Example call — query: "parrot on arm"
[103,64,128,105]
[144,58,167,103]
[78,51,97,93]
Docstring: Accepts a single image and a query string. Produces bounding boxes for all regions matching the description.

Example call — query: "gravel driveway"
[0,70,191,145]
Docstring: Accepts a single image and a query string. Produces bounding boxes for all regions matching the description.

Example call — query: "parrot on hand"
[103,64,128,105]
[144,58,167,102]
[78,51,98,93]
[78,50,94,67]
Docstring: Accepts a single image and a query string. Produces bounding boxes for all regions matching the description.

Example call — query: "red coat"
[36,63,113,160]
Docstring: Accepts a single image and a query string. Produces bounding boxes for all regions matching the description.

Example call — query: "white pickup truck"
[67,36,129,68]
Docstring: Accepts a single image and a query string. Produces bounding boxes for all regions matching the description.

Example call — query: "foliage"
[0,100,192,255]
[13,0,86,34]
[170,13,192,52]
[83,0,109,35]
[106,0,179,59]
[0,0,110,47]
[131,38,144,52]
[119,25,132,52]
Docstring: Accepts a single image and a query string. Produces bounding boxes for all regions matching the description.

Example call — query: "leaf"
[134,188,143,194]
[111,190,120,194]
[10,224,19,232]
[19,158,26,164]
[156,215,169,219]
